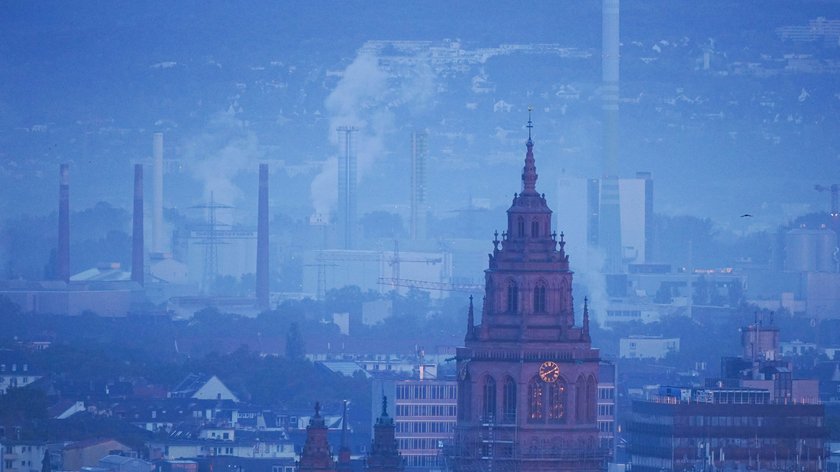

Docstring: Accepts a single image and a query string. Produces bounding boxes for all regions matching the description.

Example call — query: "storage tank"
[785,228,838,272]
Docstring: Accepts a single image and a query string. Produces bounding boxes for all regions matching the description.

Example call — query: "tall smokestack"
[256,164,270,310]
[57,164,70,282]
[410,130,428,241]
[131,164,144,285]
[600,0,623,273]
[337,126,357,249]
[152,132,164,254]
[602,0,620,176]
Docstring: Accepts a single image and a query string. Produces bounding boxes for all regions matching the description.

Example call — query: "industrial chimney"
[600,0,623,273]
[57,164,70,282]
[256,164,270,309]
[131,164,144,285]
[152,132,164,254]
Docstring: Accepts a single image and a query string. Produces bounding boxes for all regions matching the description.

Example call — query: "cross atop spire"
[527,105,534,143]
[522,107,538,193]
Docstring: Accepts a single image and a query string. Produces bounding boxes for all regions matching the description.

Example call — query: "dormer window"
[517,217,525,237]
[531,221,539,237]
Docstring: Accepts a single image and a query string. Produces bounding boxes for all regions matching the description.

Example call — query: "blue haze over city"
[1,1,840,471]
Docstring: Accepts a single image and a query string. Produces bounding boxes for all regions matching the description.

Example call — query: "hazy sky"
[1,1,838,233]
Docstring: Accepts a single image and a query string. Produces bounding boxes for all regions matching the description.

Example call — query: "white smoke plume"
[578,246,609,328]
[182,110,263,222]
[310,49,437,218]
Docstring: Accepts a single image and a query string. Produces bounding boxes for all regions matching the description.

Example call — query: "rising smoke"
[182,110,263,223]
[309,49,437,219]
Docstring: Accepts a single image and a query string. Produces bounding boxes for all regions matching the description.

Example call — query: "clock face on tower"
[539,361,560,383]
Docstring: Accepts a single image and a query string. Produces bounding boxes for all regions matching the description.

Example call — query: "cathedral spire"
[522,106,538,194]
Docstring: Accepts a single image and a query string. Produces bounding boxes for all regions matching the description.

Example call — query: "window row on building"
[598,404,615,417]
[598,386,615,400]
[598,420,615,433]
[395,383,457,401]
[677,414,824,427]
[402,454,444,468]
[397,438,444,451]
[394,420,456,434]
[395,404,457,417]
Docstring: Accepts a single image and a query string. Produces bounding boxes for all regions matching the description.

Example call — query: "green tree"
[41,449,50,472]
[285,322,306,360]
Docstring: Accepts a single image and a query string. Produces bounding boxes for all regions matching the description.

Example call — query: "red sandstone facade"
[453,126,606,471]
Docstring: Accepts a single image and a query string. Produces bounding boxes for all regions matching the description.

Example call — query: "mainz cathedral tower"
[453,116,606,472]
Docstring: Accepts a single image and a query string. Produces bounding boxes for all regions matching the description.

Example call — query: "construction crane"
[815,184,839,218]
[377,277,482,293]
[387,240,443,291]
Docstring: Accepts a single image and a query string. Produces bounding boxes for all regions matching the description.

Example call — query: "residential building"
[374,378,456,471]
[597,362,617,461]
[62,439,133,472]
[98,455,153,472]
[169,375,239,402]
[0,442,46,472]
[629,386,827,471]
[619,336,679,360]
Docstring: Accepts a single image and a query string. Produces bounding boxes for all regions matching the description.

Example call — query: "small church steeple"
[367,395,403,472]
[298,402,336,472]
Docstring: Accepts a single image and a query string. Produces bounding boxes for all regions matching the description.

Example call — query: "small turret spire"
[340,400,349,448]
[382,395,388,417]
[583,297,591,341]
[522,107,538,193]
[465,295,475,340]
[337,399,352,470]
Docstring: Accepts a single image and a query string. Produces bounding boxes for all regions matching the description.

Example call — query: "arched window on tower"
[482,375,496,422]
[502,376,516,424]
[575,376,586,422]
[527,376,544,423]
[547,378,567,423]
[533,282,547,313]
[531,220,539,237]
[517,217,525,237]
[458,369,471,421]
[587,375,597,423]
[507,280,518,314]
